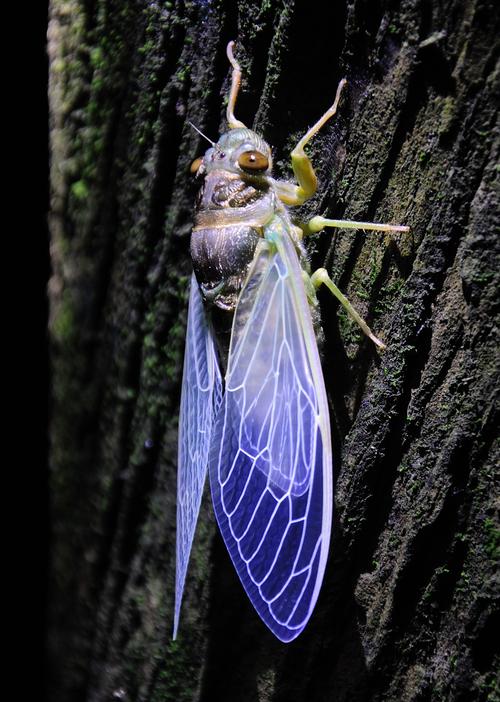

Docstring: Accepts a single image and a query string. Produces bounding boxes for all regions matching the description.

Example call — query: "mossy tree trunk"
[48,1,498,700]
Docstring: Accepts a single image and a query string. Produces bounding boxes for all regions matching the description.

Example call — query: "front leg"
[274,79,347,206]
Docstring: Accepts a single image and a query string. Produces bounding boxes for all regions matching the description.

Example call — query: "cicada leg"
[310,268,386,350]
[226,41,246,129]
[303,216,409,236]
[274,79,347,206]
[304,217,409,349]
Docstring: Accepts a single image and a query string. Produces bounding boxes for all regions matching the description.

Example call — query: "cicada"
[174,42,408,642]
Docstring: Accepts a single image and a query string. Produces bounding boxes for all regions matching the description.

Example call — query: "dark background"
[30,2,51,700]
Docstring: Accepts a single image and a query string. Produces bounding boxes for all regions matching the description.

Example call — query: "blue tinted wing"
[174,273,222,638]
[209,222,333,642]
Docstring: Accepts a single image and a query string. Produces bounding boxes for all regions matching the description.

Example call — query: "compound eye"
[190,157,203,174]
[237,150,269,172]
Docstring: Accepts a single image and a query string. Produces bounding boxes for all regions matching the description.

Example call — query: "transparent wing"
[174,273,222,638]
[209,221,333,642]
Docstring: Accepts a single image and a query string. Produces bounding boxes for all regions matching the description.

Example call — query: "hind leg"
[310,268,386,350]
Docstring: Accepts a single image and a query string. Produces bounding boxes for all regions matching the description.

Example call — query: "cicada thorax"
[190,169,277,365]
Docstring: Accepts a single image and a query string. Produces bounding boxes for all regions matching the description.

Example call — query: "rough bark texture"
[47,1,499,700]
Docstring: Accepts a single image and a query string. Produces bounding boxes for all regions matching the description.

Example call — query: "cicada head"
[189,42,273,185]
[196,128,272,184]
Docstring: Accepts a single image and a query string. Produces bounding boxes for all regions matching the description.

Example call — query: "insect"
[174,41,408,642]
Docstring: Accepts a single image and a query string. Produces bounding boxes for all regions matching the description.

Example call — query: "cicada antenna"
[187,120,216,146]
[187,120,225,157]
[226,41,247,129]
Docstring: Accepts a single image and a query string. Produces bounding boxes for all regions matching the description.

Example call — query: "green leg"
[304,216,410,236]
[274,79,348,206]
[310,268,386,350]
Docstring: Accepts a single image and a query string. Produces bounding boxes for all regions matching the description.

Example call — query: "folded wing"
[209,223,333,642]
[174,273,222,638]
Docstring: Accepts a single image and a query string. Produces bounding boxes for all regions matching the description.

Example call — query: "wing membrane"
[209,222,333,642]
[174,273,222,638]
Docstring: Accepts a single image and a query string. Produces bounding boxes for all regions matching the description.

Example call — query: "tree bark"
[47,1,499,700]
